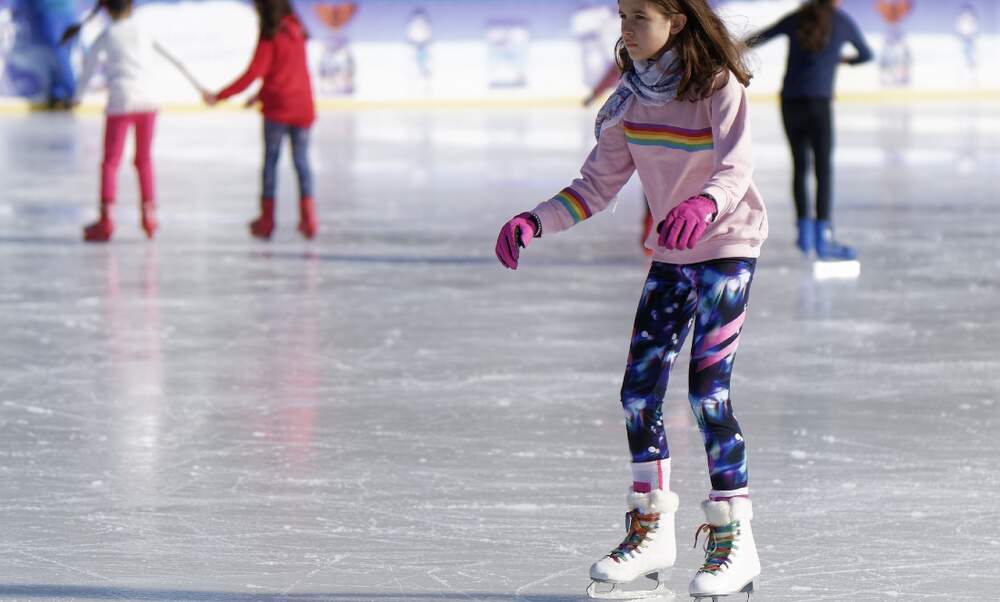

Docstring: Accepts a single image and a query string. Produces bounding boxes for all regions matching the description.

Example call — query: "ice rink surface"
[1,99,998,601]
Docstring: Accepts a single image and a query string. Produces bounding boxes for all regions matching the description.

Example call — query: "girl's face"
[619,0,687,61]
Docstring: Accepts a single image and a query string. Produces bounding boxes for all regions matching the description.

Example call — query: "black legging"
[780,97,833,222]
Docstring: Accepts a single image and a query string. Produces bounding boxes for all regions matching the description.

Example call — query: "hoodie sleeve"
[700,76,754,217]
[530,119,636,236]
[73,30,107,103]
[217,37,274,100]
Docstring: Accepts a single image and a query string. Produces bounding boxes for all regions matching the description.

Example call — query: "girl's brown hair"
[796,0,836,53]
[60,0,133,45]
[254,0,308,40]
[615,0,752,101]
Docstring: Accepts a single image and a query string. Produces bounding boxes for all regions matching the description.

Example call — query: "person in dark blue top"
[748,0,873,260]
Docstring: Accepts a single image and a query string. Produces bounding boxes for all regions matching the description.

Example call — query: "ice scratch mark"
[514,564,585,601]
[281,554,347,595]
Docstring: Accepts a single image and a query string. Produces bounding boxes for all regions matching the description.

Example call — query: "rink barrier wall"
[5,1,998,105]
[3,89,1000,115]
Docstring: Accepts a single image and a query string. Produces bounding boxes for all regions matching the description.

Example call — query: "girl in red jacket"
[205,0,317,240]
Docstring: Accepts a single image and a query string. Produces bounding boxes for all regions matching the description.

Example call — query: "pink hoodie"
[532,73,768,264]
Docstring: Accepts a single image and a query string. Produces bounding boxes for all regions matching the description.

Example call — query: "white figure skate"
[587,489,679,600]
[688,498,760,601]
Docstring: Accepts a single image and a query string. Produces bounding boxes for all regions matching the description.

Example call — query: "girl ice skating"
[204,0,318,240]
[67,0,187,242]
[496,0,766,598]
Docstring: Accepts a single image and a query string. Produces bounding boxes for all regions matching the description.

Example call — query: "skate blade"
[813,259,860,280]
[690,581,754,601]
[588,577,676,600]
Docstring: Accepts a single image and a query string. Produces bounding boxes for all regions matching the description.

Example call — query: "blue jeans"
[620,258,756,493]
[262,119,313,200]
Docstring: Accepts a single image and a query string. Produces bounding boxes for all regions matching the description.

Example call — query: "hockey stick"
[155,44,208,95]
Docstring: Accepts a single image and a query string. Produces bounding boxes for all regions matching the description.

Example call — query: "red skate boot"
[141,201,158,239]
[297,197,317,239]
[83,206,114,242]
[250,197,275,240]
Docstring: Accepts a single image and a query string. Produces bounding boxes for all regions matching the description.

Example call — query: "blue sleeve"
[747,13,795,47]
[842,13,874,65]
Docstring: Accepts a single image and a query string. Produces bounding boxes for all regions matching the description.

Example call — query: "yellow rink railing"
[3,88,1000,115]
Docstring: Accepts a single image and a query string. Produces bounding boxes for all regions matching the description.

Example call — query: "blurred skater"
[66,0,192,241]
[204,0,317,240]
[747,0,872,260]
[27,0,78,108]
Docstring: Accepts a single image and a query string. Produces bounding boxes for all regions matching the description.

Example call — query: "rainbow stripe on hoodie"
[551,188,593,224]
[624,121,714,152]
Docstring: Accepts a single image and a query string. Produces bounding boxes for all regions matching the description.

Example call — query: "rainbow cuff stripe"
[624,121,714,152]
[552,188,593,224]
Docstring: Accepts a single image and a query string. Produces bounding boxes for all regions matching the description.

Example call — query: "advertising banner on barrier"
[1,0,997,106]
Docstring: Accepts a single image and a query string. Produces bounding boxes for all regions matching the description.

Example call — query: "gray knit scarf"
[595,50,682,141]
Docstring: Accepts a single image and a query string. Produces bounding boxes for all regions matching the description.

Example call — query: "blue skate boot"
[795,218,814,256]
[814,220,857,261]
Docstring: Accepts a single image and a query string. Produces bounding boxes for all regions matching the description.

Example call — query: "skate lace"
[693,522,737,574]
[608,510,659,562]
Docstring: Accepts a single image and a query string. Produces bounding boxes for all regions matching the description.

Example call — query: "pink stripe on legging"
[696,338,740,372]
[695,311,746,357]
[101,112,157,205]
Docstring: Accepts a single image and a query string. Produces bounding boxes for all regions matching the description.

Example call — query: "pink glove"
[657,195,717,250]
[496,212,538,270]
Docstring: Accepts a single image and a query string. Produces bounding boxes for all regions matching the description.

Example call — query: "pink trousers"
[101,112,157,205]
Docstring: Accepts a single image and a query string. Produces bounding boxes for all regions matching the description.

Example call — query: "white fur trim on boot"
[590,490,679,584]
[689,498,760,598]
[702,496,753,526]
[627,488,680,515]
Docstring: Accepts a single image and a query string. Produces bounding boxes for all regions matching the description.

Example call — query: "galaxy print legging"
[620,258,756,493]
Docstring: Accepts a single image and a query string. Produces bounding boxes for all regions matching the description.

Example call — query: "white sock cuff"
[630,458,671,491]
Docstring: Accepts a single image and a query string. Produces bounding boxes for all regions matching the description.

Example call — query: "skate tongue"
[610,510,659,560]
[693,523,736,574]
